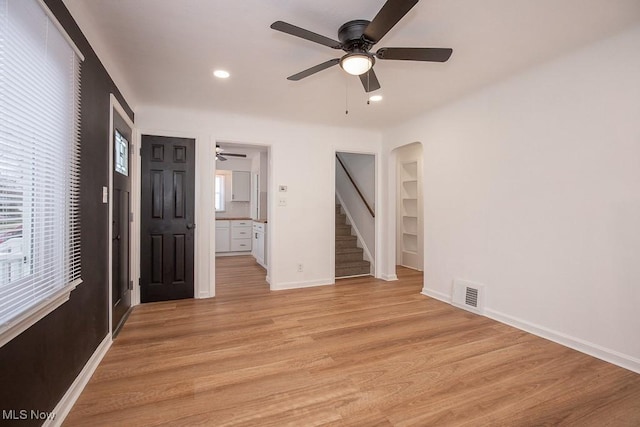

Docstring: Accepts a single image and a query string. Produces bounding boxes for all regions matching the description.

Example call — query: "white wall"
[382,25,640,372]
[136,108,381,294]
[337,153,375,206]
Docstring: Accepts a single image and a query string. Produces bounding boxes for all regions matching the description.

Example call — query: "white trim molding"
[420,287,450,304]
[108,95,137,335]
[44,334,112,427]
[418,286,640,375]
[484,309,640,375]
[381,274,398,281]
[0,279,81,348]
[271,278,334,291]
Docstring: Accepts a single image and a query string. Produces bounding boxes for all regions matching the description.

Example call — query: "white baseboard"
[265,275,271,284]
[197,291,212,299]
[45,334,112,427]
[271,278,334,291]
[485,309,640,375]
[420,288,451,304]
[419,286,640,374]
[215,251,253,257]
[381,273,398,281]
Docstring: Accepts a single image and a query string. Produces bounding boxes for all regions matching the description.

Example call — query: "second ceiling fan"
[271,0,452,93]
[215,145,247,162]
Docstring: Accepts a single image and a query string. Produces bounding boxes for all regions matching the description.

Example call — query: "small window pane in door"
[115,130,129,176]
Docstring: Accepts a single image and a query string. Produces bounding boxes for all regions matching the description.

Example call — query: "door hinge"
[129,212,134,222]
[128,280,133,290]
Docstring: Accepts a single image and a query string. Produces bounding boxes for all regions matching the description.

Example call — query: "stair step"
[336,238,357,249]
[335,226,352,236]
[336,260,371,277]
[336,250,365,262]
[336,246,363,254]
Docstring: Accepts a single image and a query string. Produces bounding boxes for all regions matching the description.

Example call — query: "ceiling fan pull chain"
[367,72,371,104]
[345,76,349,115]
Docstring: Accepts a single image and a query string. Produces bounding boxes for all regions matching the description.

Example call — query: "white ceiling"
[63,0,640,130]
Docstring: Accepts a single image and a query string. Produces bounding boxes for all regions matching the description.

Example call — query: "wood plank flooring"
[65,256,640,426]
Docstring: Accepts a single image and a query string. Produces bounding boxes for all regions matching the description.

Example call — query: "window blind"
[0,0,82,332]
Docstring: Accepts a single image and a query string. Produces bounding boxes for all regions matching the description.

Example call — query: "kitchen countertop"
[215,217,267,223]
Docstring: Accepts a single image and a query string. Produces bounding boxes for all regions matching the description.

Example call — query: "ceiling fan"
[270,0,452,93]
[215,145,247,162]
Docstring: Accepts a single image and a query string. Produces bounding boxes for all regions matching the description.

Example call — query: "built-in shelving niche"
[400,161,420,269]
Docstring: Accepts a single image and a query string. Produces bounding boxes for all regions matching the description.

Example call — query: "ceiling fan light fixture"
[340,52,374,76]
[213,69,230,79]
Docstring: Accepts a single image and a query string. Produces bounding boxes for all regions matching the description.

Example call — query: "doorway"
[111,102,134,335]
[393,142,423,273]
[335,151,376,278]
[140,135,196,302]
[213,142,270,291]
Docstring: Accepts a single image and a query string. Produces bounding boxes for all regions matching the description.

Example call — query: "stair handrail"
[336,154,375,218]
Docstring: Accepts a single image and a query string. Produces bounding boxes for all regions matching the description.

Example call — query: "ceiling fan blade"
[359,69,381,93]
[216,155,227,162]
[363,0,419,44]
[271,21,342,49]
[376,47,452,62]
[287,58,340,81]
[223,153,247,158]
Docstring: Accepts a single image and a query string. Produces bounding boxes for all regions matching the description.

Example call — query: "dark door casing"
[140,135,196,302]
[112,111,132,334]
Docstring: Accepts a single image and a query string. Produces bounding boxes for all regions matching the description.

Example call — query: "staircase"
[335,203,371,278]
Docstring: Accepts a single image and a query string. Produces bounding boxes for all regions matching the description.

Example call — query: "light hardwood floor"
[65,256,640,426]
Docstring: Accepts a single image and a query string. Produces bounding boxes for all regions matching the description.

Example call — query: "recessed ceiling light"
[369,94,383,102]
[213,70,230,79]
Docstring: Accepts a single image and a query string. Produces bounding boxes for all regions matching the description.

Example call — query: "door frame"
[211,139,273,294]
[386,141,425,280]
[108,94,138,336]
[137,128,207,298]
[331,148,381,280]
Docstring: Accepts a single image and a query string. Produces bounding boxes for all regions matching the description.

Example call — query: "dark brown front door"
[140,135,195,302]
[112,111,132,334]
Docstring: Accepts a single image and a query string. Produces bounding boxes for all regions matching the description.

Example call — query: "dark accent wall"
[0,0,133,425]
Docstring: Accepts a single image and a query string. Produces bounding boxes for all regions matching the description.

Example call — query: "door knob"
[186,223,196,230]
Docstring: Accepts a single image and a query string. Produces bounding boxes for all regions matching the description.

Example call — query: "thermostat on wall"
[279,185,287,192]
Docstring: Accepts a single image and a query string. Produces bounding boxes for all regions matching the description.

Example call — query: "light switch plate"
[279,185,288,192]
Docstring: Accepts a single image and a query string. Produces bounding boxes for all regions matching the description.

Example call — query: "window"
[114,129,129,176]
[215,174,225,212]
[0,0,83,346]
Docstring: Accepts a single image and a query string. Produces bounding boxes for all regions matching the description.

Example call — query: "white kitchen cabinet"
[231,171,251,202]
[216,219,252,253]
[215,220,230,252]
[252,222,267,268]
[231,220,252,252]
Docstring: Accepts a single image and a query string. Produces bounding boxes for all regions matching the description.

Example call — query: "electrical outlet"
[297,263,303,272]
